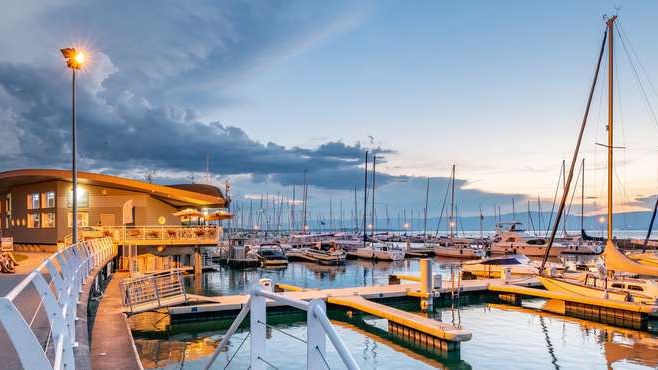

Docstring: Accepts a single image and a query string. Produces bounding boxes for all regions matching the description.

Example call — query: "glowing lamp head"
[599,216,606,224]
[60,47,86,69]
[403,223,410,229]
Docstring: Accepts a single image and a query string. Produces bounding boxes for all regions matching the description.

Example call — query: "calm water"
[130,258,658,369]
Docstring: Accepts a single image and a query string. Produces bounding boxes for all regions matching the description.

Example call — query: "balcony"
[76,225,222,246]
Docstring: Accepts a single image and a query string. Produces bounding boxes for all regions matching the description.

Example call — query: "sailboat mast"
[606,15,616,240]
[423,177,430,235]
[362,151,369,246]
[581,158,585,232]
[371,155,377,237]
[450,164,455,237]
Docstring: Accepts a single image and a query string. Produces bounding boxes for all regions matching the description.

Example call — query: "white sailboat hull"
[355,247,405,261]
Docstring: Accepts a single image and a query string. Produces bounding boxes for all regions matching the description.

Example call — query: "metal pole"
[606,16,616,242]
[72,68,78,245]
[362,151,368,247]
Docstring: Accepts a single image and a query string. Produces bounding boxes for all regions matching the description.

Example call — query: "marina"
[3,3,658,370]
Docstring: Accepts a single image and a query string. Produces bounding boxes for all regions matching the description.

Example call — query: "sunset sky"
[1,1,658,218]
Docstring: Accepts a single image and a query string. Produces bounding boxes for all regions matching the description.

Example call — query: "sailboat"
[538,16,658,304]
[355,153,405,261]
[428,165,486,258]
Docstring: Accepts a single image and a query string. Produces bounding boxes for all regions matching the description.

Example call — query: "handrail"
[204,280,360,370]
[0,237,116,370]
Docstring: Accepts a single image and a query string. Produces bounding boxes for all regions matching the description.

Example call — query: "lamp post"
[599,216,606,239]
[60,48,85,245]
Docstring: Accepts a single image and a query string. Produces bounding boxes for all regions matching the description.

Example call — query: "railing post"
[307,299,327,369]
[0,298,53,370]
[250,286,267,370]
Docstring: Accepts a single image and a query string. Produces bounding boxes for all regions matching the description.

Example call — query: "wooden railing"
[79,225,222,245]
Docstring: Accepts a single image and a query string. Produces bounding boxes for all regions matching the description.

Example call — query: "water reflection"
[131,300,658,369]
[136,256,658,369]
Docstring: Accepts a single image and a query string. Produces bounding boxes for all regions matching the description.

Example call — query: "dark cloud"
[0,1,385,190]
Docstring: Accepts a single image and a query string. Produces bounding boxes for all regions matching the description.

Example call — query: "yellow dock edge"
[327,296,472,342]
[488,283,658,314]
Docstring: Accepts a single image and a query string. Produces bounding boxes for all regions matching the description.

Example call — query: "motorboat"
[286,242,346,265]
[431,237,486,259]
[491,222,598,257]
[251,243,289,268]
[354,241,405,261]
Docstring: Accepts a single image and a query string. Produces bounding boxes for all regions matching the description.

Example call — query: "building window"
[67,188,89,208]
[42,191,56,208]
[27,193,40,210]
[6,193,11,215]
[67,212,89,228]
[27,213,40,228]
[42,212,56,228]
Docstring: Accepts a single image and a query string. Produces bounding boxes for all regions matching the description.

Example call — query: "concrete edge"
[122,312,145,370]
[74,259,111,369]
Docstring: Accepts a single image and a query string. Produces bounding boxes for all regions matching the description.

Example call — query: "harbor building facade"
[0,169,228,271]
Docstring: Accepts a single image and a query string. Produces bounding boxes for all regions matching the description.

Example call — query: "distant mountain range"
[303,211,657,232]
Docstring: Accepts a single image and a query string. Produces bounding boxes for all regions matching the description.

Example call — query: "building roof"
[0,169,227,208]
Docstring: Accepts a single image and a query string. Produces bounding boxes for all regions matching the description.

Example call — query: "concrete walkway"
[91,272,143,370]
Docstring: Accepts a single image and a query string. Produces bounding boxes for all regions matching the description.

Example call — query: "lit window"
[42,191,56,208]
[27,193,40,210]
[42,212,56,228]
[67,212,89,228]
[67,188,88,208]
[27,213,40,228]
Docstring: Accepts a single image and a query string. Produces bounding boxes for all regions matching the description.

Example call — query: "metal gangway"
[120,270,188,314]
[204,279,360,370]
[0,237,116,370]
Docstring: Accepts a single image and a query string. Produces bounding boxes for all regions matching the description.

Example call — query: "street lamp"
[61,47,85,244]
[599,216,606,239]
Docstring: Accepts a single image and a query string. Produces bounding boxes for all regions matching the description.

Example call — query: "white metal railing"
[120,270,187,313]
[97,225,221,244]
[0,237,116,370]
[204,279,360,370]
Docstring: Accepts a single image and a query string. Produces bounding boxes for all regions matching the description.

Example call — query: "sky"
[1,0,658,221]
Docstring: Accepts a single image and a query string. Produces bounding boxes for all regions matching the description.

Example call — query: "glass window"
[27,213,40,228]
[67,212,89,228]
[41,212,56,228]
[5,193,10,215]
[42,191,56,208]
[28,193,40,210]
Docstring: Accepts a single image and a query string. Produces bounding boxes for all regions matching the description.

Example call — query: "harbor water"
[129,256,658,369]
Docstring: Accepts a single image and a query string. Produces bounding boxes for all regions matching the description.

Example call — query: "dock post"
[307,299,327,369]
[250,285,266,370]
[194,246,202,275]
[419,258,433,311]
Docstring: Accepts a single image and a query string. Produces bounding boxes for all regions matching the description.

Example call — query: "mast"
[581,158,585,232]
[329,197,333,231]
[353,187,358,231]
[291,185,296,231]
[423,177,430,235]
[479,203,484,239]
[450,165,456,237]
[537,196,543,236]
[371,155,376,237]
[512,197,516,221]
[606,15,616,242]
[362,151,369,247]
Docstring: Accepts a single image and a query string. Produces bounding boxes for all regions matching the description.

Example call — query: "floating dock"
[488,283,658,330]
